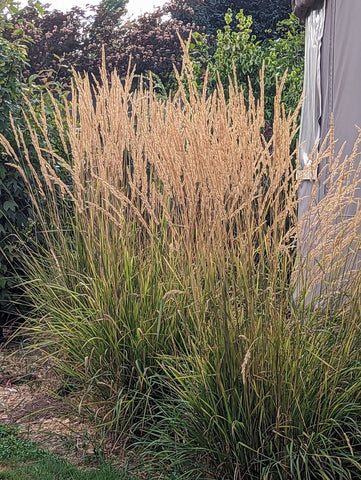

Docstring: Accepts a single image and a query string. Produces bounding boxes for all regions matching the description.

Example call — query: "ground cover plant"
[1,47,361,479]
[0,423,133,480]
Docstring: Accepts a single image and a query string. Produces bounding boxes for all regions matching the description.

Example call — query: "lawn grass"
[0,424,132,480]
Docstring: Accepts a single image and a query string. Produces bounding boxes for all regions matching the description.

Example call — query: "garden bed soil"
[0,334,106,465]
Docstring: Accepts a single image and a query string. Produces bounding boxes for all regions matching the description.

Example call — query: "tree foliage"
[3,2,84,85]
[111,9,196,85]
[4,0,295,92]
[166,0,292,40]
[5,1,197,88]
[189,10,304,124]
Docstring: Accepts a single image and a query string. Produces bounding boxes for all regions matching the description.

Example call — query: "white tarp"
[294,0,361,301]
[298,6,325,180]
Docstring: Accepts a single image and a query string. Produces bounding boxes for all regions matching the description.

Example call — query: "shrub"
[0,6,32,328]
[167,0,291,41]
[5,0,197,92]
[189,10,304,124]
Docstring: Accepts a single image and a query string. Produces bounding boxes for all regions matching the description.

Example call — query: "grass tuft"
[2,53,361,479]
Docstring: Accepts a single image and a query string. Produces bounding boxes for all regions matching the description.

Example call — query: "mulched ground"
[0,334,104,464]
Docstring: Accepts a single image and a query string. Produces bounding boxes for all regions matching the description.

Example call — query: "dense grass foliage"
[1,2,304,331]
[1,54,361,479]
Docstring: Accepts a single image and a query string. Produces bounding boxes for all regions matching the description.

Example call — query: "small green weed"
[0,424,45,462]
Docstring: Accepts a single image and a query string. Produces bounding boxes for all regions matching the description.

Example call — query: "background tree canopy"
[166,0,292,40]
[4,0,293,88]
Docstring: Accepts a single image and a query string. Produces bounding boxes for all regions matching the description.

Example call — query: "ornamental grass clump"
[2,51,361,479]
